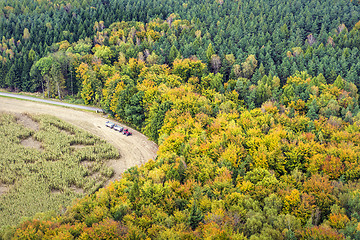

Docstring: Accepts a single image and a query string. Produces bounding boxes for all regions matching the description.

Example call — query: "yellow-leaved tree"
[77,63,100,105]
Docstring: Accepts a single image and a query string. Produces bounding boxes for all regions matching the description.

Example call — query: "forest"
[2,0,360,239]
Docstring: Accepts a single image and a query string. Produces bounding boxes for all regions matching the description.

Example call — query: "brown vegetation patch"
[21,137,43,150]
[81,160,93,168]
[15,113,39,131]
[60,129,75,136]
[51,189,62,194]
[90,172,101,180]
[0,184,9,196]
[70,185,84,194]
[71,144,88,150]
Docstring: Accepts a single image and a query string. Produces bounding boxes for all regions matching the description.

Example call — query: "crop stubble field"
[0,97,158,227]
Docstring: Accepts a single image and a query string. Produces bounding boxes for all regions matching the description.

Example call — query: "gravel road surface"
[0,92,102,112]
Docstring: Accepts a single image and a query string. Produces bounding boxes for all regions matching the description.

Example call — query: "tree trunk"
[70,68,73,96]
[41,78,45,98]
[46,75,50,98]
[57,81,61,100]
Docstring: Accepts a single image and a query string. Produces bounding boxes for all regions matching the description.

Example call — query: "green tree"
[242,55,258,79]
[168,45,180,65]
[124,91,145,128]
[189,202,203,230]
[0,64,7,88]
[333,75,345,90]
[307,99,319,120]
[346,66,358,85]
[23,28,30,40]
[206,43,215,63]
[93,45,113,64]
[144,101,172,142]
[35,56,53,97]
[5,65,16,90]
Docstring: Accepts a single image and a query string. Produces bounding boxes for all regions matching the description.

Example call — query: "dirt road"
[0,96,158,181]
[0,92,102,111]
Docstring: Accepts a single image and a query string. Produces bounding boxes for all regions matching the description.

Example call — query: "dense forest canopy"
[1,0,360,93]
[2,0,360,239]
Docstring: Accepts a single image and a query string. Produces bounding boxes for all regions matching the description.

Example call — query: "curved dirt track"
[0,96,158,181]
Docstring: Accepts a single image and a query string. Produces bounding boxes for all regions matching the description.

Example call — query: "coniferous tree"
[307,100,319,120]
[189,202,203,230]
[206,43,215,63]
[168,45,180,65]
[0,64,6,88]
[5,65,16,90]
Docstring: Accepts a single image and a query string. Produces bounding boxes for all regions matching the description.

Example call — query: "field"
[0,97,158,182]
[0,113,119,227]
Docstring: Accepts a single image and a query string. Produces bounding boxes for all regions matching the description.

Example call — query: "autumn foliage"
[6,11,360,240]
